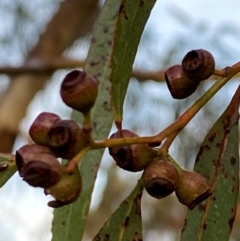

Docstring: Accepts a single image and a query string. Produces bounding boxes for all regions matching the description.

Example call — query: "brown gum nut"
[143,159,179,199]
[182,49,215,81]
[165,65,199,99]
[108,129,157,172]
[16,144,62,188]
[60,70,98,113]
[47,119,88,159]
[29,112,61,146]
[175,170,212,210]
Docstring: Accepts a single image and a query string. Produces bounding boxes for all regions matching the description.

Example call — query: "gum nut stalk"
[143,159,180,199]
[182,49,215,81]
[108,129,158,172]
[16,144,62,188]
[45,167,82,208]
[29,112,61,146]
[47,119,89,159]
[175,170,212,210]
[60,70,98,113]
[165,65,199,99]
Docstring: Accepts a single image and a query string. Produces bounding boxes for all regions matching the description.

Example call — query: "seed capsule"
[165,65,199,99]
[182,49,215,81]
[47,120,89,159]
[16,144,62,188]
[108,129,158,172]
[175,170,212,210]
[45,167,82,208]
[29,112,61,146]
[60,70,98,113]
[143,159,179,199]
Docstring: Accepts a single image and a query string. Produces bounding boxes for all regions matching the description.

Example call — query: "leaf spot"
[119,3,128,20]
[216,143,221,148]
[196,145,211,162]
[123,216,130,227]
[61,220,66,226]
[104,234,110,241]
[134,193,142,215]
[181,219,187,232]
[202,223,207,230]
[198,203,206,211]
[228,217,235,229]
[139,0,144,7]
[230,157,236,165]
[103,26,109,33]
[103,101,112,111]
[208,132,216,142]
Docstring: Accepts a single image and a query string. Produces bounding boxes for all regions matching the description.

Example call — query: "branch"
[92,62,240,148]
[1,58,239,83]
[66,61,240,172]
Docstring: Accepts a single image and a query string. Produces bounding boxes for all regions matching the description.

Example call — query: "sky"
[0,0,239,241]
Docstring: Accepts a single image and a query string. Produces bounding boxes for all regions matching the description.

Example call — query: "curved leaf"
[93,179,144,241]
[51,0,122,240]
[0,153,16,188]
[110,0,157,124]
[181,86,240,241]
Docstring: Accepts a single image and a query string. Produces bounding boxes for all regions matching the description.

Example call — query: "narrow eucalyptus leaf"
[93,179,144,241]
[110,0,157,123]
[51,0,121,240]
[181,86,240,241]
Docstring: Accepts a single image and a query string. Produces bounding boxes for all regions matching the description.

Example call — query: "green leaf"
[110,0,157,124]
[93,179,144,241]
[0,153,17,188]
[181,86,240,241]
[51,0,121,240]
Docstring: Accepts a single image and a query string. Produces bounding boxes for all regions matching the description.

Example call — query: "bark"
[0,0,100,152]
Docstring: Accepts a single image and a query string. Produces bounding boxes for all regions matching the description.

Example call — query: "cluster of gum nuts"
[16,49,215,209]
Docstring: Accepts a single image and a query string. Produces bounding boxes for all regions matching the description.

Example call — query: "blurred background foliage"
[0,0,239,241]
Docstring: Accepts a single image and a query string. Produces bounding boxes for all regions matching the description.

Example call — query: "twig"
[160,132,178,152]
[67,146,91,173]
[0,58,239,83]
[92,62,240,149]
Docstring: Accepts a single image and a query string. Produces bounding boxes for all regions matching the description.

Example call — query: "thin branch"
[91,61,240,149]
[1,58,239,83]
[0,58,85,75]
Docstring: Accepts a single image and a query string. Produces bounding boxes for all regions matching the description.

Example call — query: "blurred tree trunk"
[0,0,100,152]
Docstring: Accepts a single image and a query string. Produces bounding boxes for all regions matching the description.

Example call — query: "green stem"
[92,62,240,149]
[83,110,93,133]
[160,132,178,152]
[67,146,91,173]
